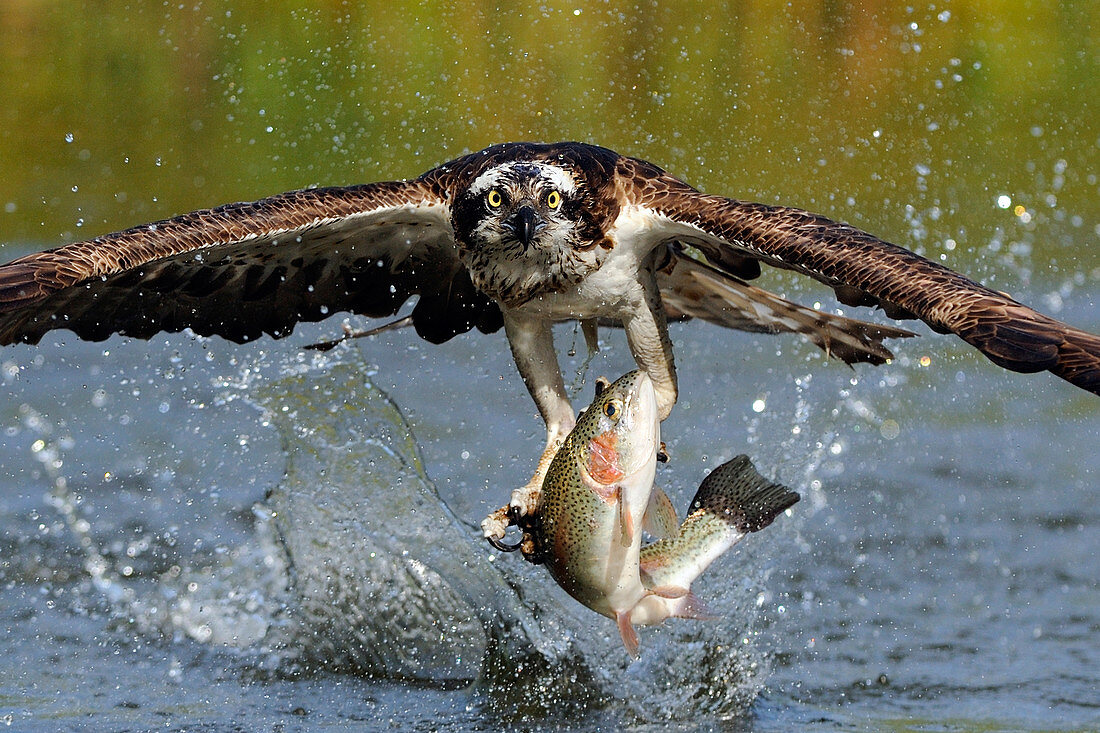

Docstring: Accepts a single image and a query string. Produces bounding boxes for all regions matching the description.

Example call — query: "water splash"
[27,349,812,722]
[246,360,567,683]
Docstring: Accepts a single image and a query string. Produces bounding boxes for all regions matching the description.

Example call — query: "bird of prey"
[1,141,1098,539]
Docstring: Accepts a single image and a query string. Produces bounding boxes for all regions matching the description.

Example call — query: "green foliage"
[1,1,1097,277]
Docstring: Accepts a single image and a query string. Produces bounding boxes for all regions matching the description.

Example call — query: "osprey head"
[451,159,607,304]
[456,161,581,252]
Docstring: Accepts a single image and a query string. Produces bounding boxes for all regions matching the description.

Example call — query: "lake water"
[1,2,1098,730]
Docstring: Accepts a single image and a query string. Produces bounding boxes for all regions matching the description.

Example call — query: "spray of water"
[25,347,843,722]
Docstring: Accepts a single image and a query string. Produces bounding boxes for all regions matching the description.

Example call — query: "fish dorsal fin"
[643,487,679,539]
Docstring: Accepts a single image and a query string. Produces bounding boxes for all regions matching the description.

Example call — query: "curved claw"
[487,534,524,552]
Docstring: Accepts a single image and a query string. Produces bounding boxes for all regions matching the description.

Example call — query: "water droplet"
[880,420,900,440]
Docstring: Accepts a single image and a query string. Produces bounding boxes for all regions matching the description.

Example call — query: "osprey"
[0,142,1097,538]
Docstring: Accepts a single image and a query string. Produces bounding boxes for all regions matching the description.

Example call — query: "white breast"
[513,205,658,321]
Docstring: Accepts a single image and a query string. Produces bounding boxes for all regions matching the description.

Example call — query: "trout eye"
[602,399,622,419]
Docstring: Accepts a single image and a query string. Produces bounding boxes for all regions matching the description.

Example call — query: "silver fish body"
[530,371,799,656]
[532,370,661,655]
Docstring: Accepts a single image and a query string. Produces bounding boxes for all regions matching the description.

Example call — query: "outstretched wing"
[621,159,1100,395]
[653,245,916,365]
[0,178,502,347]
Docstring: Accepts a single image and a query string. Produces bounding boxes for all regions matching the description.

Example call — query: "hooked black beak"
[505,205,543,248]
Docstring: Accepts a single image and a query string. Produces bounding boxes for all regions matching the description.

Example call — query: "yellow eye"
[602,400,622,419]
[546,190,561,209]
[487,189,503,208]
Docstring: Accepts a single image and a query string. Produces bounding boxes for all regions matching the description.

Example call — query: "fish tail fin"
[690,455,800,534]
[671,591,716,621]
[616,611,640,658]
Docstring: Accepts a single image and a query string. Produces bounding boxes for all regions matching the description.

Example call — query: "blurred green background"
[1,0,1098,285]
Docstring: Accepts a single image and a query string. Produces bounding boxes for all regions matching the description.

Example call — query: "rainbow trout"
[529,370,799,656]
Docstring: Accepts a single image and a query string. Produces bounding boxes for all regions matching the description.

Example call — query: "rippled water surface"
[1,2,1098,730]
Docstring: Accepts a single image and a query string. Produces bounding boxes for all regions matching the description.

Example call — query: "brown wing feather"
[654,246,916,365]
[0,178,502,346]
[619,157,1100,395]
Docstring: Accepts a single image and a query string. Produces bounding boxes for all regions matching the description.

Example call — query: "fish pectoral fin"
[671,592,717,621]
[643,487,679,539]
[646,584,690,599]
[617,486,634,546]
[616,611,640,658]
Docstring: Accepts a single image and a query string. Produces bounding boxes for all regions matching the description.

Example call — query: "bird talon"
[509,483,541,519]
[487,533,524,552]
[483,504,542,558]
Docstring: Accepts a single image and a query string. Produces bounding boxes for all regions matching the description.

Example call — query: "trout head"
[574,370,659,499]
